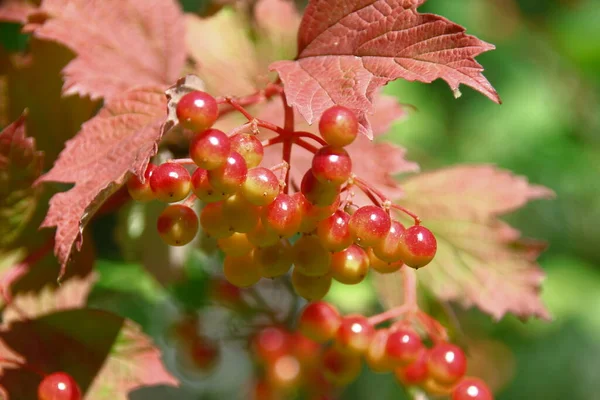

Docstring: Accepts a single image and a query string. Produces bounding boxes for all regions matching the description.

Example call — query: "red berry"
[294,192,339,233]
[311,146,352,186]
[319,105,359,147]
[300,168,340,206]
[452,377,494,400]
[191,167,228,203]
[176,90,219,132]
[38,372,81,400]
[427,343,467,385]
[348,205,391,248]
[189,128,231,170]
[321,347,362,386]
[200,202,232,238]
[254,239,294,278]
[291,269,332,300]
[149,163,191,203]
[223,252,261,287]
[298,301,341,343]
[394,348,429,385]
[367,248,403,274]
[252,326,291,363]
[290,332,321,367]
[222,194,261,233]
[335,315,375,354]
[157,204,199,246]
[317,210,352,252]
[374,220,406,262]
[230,133,264,168]
[127,162,157,202]
[247,219,280,248]
[263,193,302,237]
[385,328,423,366]
[241,167,280,206]
[208,151,248,193]
[399,225,437,269]
[365,329,394,373]
[292,235,331,277]
[330,244,370,285]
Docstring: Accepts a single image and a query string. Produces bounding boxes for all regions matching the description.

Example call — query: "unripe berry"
[385,328,423,366]
[217,232,254,256]
[348,205,391,248]
[38,372,82,400]
[230,133,264,168]
[241,167,280,206]
[189,128,231,170]
[300,168,340,206]
[368,248,403,274]
[292,235,331,277]
[223,252,261,287]
[176,90,219,132]
[149,163,191,203]
[321,347,362,386]
[398,225,437,269]
[330,244,370,285]
[452,377,494,400]
[294,192,339,233]
[208,151,248,193]
[319,105,359,147]
[335,315,375,354]
[298,301,341,343]
[222,194,261,233]
[191,167,229,203]
[157,205,199,246]
[247,219,280,248]
[311,146,352,186]
[127,162,157,202]
[427,343,467,385]
[317,210,352,252]
[200,202,232,239]
[254,239,293,278]
[291,269,332,300]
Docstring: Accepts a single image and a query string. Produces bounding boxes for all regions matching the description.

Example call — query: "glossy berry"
[157,205,199,246]
[223,252,261,287]
[427,343,467,385]
[312,146,352,186]
[247,219,280,248]
[38,372,82,400]
[241,167,280,206]
[374,220,406,262]
[368,248,403,274]
[127,162,157,202]
[208,151,248,193]
[321,347,362,386]
[189,128,231,170]
[266,355,302,391]
[319,105,359,147]
[149,163,191,203]
[191,167,228,203]
[294,192,339,233]
[217,232,254,256]
[298,301,342,343]
[317,210,352,252]
[398,225,437,269]
[330,244,370,285]
[292,235,331,277]
[291,269,332,300]
[290,332,321,367]
[252,326,291,363]
[263,193,302,237]
[230,133,264,168]
[386,328,423,366]
[200,202,232,238]
[348,205,392,248]
[300,168,340,206]
[336,315,375,354]
[254,240,293,278]
[176,90,219,132]
[452,377,494,400]
[395,348,429,385]
[222,194,261,233]
[365,329,394,373]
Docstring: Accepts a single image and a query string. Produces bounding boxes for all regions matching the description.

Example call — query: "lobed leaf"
[0,0,35,23]
[270,0,500,137]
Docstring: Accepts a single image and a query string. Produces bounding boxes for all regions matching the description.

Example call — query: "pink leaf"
[376,165,554,320]
[26,0,186,100]
[270,0,500,137]
[37,87,168,279]
[0,0,35,23]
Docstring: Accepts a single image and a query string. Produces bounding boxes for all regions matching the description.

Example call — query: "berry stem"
[0,357,46,377]
[223,98,287,136]
[182,193,198,208]
[294,131,328,147]
[261,136,284,148]
[366,267,419,326]
[391,204,421,226]
[281,92,294,133]
[294,138,319,154]
[282,139,292,194]
[168,158,196,166]
[216,84,282,116]
[353,177,422,225]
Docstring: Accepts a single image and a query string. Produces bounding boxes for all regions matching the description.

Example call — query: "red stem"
[391,204,421,225]
[0,357,46,377]
[354,176,421,225]
[295,131,327,147]
[367,267,419,326]
[216,83,282,116]
[261,136,284,148]
[294,138,319,154]
[168,158,196,166]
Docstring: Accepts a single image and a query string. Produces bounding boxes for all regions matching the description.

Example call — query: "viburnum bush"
[0,0,554,399]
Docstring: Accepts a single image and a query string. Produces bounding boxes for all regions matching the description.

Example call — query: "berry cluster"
[126,90,437,302]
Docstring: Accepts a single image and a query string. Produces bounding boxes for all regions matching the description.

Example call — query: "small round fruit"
[427,343,467,385]
[38,372,82,400]
[368,248,403,274]
[208,151,248,193]
[294,192,339,233]
[335,315,375,355]
[399,225,437,269]
[223,253,261,287]
[365,329,394,373]
[176,90,219,132]
[312,146,352,186]
[127,163,157,202]
[319,105,359,147]
[149,163,191,203]
[230,133,264,168]
[292,235,331,277]
[189,128,231,170]
[300,168,340,206]
[452,377,494,400]
[241,167,280,206]
[157,205,199,246]
[321,347,362,386]
[266,355,302,391]
[247,219,280,247]
[222,194,261,233]
[374,220,406,262]
[348,205,391,248]
[298,301,341,343]
[200,202,232,238]
[263,193,302,237]
[252,326,291,363]
[330,244,370,285]
[217,232,254,256]
[254,240,293,278]
[386,328,423,366]
[317,210,352,252]
[291,269,332,300]
[191,167,229,203]
[394,348,429,385]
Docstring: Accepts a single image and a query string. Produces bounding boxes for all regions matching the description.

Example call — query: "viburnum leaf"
[270,0,500,137]
[0,309,176,399]
[376,165,554,320]
[37,87,168,280]
[0,114,43,247]
[0,0,35,23]
[22,0,186,100]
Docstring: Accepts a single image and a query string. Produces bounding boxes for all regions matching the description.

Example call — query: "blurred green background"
[2,0,600,399]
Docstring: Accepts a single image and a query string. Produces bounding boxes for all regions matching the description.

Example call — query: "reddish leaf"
[376,166,554,320]
[24,0,186,100]
[270,0,500,137]
[0,0,35,23]
[0,309,176,399]
[0,113,43,247]
[37,87,167,279]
